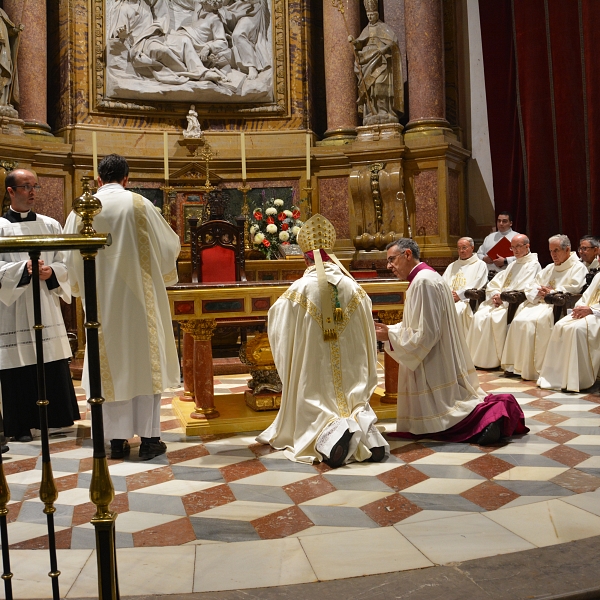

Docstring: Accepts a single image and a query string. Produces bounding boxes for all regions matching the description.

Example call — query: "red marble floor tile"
[126,466,174,491]
[361,492,422,526]
[10,528,72,550]
[22,485,42,502]
[474,439,512,453]
[49,439,81,454]
[589,405,600,414]
[542,445,591,468]
[167,445,210,464]
[55,473,79,493]
[252,505,314,539]
[313,461,333,474]
[463,454,514,479]
[78,457,94,472]
[199,433,237,444]
[529,411,568,426]
[220,459,267,483]
[71,493,130,527]
[528,399,562,411]
[133,517,196,547]
[536,426,580,444]
[182,484,236,515]
[480,383,497,393]
[521,388,557,399]
[7,501,22,523]
[160,419,181,431]
[550,469,600,494]
[391,443,435,463]
[2,457,37,476]
[248,442,279,458]
[460,481,520,510]
[582,394,600,404]
[283,475,336,505]
[377,465,429,492]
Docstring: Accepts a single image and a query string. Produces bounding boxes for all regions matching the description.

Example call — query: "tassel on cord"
[333,285,343,322]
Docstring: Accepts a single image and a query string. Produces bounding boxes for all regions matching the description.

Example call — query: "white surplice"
[385,268,484,435]
[256,262,389,464]
[583,257,599,271]
[467,252,541,368]
[0,214,72,368]
[537,272,600,392]
[501,252,587,381]
[442,255,488,336]
[477,228,519,273]
[64,184,181,437]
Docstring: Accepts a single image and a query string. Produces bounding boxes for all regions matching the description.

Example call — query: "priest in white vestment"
[578,235,599,271]
[256,215,389,467]
[537,271,600,392]
[374,238,528,446]
[467,234,541,369]
[501,235,587,381]
[442,237,488,336]
[64,155,181,460]
[0,169,80,442]
[477,212,519,273]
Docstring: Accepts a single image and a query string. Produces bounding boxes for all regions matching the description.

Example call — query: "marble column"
[187,319,219,420]
[321,0,360,142]
[181,332,195,402]
[4,0,52,135]
[404,0,450,132]
[378,310,403,405]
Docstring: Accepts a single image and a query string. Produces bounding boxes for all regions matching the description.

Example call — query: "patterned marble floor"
[1,368,600,598]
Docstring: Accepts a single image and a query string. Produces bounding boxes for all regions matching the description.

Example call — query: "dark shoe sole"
[13,435,33,443]
[476,419,502,446]
[110,441,131,460]
[139,441,167,461]
[323,430,352,469]
[1,445,9,454]
[367,446,386,463]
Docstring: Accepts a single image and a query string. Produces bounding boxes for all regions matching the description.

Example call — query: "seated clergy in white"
[442,237,488,335]
[374,238,528,446]
[501,234,587,381]
[578,235,599,271]
[256,214,389,467]
[467,234,541,368]
[537,271,600,392]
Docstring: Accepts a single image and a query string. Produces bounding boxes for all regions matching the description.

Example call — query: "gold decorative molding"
[377,309,403,325]
[180,318,217,341]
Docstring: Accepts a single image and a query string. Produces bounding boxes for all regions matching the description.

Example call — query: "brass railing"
[0,182,118,599]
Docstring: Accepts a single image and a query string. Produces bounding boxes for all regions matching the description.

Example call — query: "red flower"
[278,212,285,221]
[266,216,275,224]
[282,241,290,245]
[263,239,271,247]
[253,211,262,220]
[292,210,301,219]
[281,223,289,231]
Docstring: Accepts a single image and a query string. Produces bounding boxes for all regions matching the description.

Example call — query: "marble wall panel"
[414,170,438,236]
[448,170,460,237]
[318,177,350,239]
[37,177,65,225]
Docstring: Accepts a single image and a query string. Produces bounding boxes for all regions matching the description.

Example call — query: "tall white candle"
[163,132,169,183]
[241,132,246,181]
[306,132,311,182]
[92,131,98,180]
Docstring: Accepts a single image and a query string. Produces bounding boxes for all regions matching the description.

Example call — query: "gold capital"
[377,309,403,325]
[180,319,217,341]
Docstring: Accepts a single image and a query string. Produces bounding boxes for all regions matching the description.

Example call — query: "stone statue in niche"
[348,0,403,126]
[0,8,22,118]
[105,0,273,103]
[183,104,203,138]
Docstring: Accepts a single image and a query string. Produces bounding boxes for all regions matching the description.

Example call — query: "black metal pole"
[30,251,60,600]
[0,418,13,600]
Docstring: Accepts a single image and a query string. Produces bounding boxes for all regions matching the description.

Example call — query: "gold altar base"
[173,388,396,436]
[244,390,281,411]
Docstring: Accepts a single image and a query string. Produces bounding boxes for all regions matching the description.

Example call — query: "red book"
[487,235,512,260]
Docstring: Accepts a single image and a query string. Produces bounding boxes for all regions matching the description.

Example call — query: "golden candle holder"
[302,186,313,219]
[238,181,252,250]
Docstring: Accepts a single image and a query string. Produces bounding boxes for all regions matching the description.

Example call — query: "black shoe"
[139,440,167,461]
[367,446,386,463]
[1,445,8,454]
[323,430,352,469]
[476,419,503,446]
[12,433,33,443]
[110,439,131,460]
[503,370,518,378]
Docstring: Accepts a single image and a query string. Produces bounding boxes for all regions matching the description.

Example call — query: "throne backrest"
[189,217,246,283]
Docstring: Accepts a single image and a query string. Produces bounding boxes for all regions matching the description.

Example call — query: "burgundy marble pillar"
[191,338,219,419]
[4,0,52,135]
[322,0,360,141]
[404,0,449,131]
[381,352,398,404]
[181,332,195,402]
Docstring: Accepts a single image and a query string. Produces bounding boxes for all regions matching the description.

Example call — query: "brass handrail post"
[30,250,61,600]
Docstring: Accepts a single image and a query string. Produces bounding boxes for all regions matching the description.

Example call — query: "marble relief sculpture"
[183,104,203,137]
[0,8,21,118]
[349,0,403,126]
[105,0,273,103]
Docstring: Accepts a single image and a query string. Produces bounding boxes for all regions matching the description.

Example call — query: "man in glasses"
[578,235,599,271]
[375,238,527,446]
[467,234,541,369]
[476,211,519,273]
[0,169,80,444]
[501,234,587,381]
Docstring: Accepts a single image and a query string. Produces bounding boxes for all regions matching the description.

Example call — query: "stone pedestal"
[4,0,52,136]
[356,123,404,143]
[321,0,360,143]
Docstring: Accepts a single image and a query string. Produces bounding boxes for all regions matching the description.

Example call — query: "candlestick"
[241,132,246,181]
[306,132,311,182]
[302,186,313,220]
[92,131,98,181]
[238,182,252,250]
[163,132,169,183]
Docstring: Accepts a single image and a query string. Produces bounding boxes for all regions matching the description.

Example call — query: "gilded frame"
[91,0,290,118]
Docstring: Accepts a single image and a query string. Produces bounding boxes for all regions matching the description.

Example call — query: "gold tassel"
[334,307,343,322]
[323,328,337,341]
